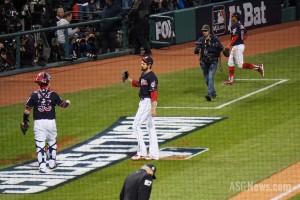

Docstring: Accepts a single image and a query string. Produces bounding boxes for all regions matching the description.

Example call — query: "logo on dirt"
[228,1,267,29]
[0,116,225,194]
[212,5,226,35]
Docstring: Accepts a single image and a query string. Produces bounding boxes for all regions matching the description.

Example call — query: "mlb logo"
[212,5,226,35]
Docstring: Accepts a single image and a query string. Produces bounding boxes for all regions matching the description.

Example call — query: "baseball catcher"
[122,70,129,82]
[21,71,70,173]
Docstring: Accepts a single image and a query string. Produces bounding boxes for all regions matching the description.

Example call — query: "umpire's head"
[141,164,157,179]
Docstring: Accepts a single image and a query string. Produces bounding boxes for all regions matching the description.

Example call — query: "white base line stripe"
[271,184,300,200]
[158,79,289,110]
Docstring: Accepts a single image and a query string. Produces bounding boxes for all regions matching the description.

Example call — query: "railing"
[0,16,128,76]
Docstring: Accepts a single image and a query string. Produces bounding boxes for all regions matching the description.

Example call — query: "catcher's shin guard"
[36,140,46,166]
[48,141,57,161]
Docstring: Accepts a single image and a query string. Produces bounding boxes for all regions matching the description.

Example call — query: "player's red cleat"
[131,154,145,161]
[223,80,234,85]
[257,64,264,77]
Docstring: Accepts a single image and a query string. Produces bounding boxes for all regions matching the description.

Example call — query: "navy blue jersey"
[230,22,247,46]
[138,71,158,99]
[25,88,64,120]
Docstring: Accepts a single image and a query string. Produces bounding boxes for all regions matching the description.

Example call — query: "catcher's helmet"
[231,12,241,21]
[201,24,210,32]
[35,72,51,85]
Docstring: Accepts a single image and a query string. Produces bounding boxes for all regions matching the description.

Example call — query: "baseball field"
[0,21,300,200]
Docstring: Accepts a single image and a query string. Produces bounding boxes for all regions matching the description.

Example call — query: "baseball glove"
[222,47,230,57]
[122,70,129,82]
[20,121,29,135]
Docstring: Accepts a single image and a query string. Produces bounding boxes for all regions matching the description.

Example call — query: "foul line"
[158,79,289,110]
[271,183,300,200]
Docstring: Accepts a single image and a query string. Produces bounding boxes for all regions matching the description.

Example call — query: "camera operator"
[48,38,63,62]
[35,38,47,67]
[0,42,15,72]
[98,0,122,54]
[0,0,22,34]
[20,34,35,67]
[194,24,224,101]
[70,33,97,59]
[20,0,48,29]
[86,32,98,57]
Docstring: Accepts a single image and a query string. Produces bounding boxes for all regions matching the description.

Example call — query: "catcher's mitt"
[122,70,129,82]
[222,47,230,57]
[20,121,29,135]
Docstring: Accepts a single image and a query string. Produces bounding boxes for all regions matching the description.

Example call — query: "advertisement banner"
[149,12,176,46]
[195,0,282,39]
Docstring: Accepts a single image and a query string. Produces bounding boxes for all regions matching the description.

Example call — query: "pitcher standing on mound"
[123,56,159,161]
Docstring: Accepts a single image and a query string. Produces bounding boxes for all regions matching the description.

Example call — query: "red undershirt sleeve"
[132,80,139,87]
[228,35,238,46]
[150,91,158,102]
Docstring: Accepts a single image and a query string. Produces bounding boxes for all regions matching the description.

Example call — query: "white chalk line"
[271,183,300,200]
[158,79,289,110]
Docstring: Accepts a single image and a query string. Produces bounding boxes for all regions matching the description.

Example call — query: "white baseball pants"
[132,98,159,159]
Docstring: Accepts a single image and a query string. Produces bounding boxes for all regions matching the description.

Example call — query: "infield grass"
[0,46,299,199]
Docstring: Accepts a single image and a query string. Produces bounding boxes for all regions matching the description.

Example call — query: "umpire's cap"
[142,56,153,65]
[145,164,157,179]
[231,12,241,20]
[201,24,210,32]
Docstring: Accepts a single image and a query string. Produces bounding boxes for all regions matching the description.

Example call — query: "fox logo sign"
[155,19,175,40]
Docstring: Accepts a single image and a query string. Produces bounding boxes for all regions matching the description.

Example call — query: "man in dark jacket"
[194,24,224,101]
[98,0,122,53]
[120,164,157,200]
[129,0,152,56]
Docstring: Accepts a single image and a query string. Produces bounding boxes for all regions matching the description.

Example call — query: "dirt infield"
[1,21,300,107]
[1,20,300,199]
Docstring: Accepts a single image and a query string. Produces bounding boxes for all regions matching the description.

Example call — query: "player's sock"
[242,63,260,69]
[228,66,235,82]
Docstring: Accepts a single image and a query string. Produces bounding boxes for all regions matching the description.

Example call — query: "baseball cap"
[145,164,157,179]
[142,56,153,65]
[201,24,210,32]
[231,12,241,20]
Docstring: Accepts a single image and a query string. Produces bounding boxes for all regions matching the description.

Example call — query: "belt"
[140,97,150,100]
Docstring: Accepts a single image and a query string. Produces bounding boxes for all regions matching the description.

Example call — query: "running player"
[223,11,264,85]
[124,56,159,161]
[22,72,70,173]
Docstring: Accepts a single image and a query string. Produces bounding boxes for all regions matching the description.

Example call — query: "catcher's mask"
[35,72,51,85]
[231,12,241,21]
[201,24,210,32]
